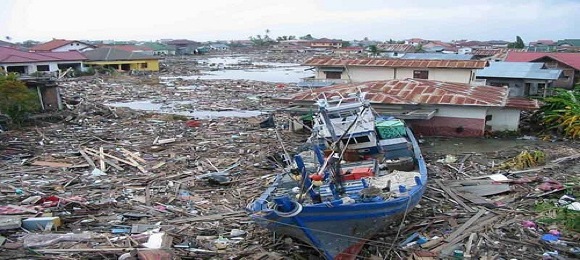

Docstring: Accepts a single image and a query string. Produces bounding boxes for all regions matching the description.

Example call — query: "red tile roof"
[0,46,87,63]
[285,79,539,110]
[303,57,488,69]
[505,52,580,70]
[30,39,73,51]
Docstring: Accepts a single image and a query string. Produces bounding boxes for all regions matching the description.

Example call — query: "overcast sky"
[1,0,578,43]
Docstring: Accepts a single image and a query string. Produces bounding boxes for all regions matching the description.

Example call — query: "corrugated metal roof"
[303,57,487,69]
[284,79,539,110]
[377,44,415,52]
[401,53,474,60]
[472,49,502,56]
[476,62,562,80]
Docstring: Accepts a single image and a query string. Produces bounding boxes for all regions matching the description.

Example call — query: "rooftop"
[476,62,562,80]
[0,46,87,63]
[303,57,487,69]
[284,78,538,110]
[30,39,93,51]
[504,52,580,70]
[377,44,415,52]
[83,47,158,61]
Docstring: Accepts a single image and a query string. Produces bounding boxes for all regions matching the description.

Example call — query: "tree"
[507,36,525,49]
[0,73,39,126]
[276,35,297,42]
[299,34,315,40]
[342,41,351,47]
[368,45,380,57]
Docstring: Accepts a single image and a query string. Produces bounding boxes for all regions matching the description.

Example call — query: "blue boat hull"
[251,183,426,259]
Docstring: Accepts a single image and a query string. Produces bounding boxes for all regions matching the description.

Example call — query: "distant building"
[31,39,95,52]
[141,42,176,56]
[308,38,343,49]
[376,44,415,58]
[303,56,488,84]
[400,53,474,60]
[209,43,230,51]
[165,39,202,55]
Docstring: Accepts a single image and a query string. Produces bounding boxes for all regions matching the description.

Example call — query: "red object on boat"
[310,174,323,181]
[342,167,374,181]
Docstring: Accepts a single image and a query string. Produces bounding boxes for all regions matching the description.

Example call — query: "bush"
[0,73,40,126]
[541,87,580,139]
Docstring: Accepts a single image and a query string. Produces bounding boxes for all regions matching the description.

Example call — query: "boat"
[247,92,428,259]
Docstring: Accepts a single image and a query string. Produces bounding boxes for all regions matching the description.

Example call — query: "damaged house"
[282,78,539,137]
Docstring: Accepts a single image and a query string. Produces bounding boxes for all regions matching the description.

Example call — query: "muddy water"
[420,137,539,154]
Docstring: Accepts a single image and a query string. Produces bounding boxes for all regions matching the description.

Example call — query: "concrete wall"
[1,61,83,74]
[316,66,474,83]
[396,68,473,83]
[407,106,487,137]
[346,67,395,81]
[486,108,521,131]
[85,59,160,71]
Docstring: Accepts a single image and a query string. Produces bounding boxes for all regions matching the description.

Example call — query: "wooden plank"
[435,179,475,213]
[454,184,511,197]
[464,233,477,258]
[434,215,500,253]
[79,149,96,168]
[99,147,106,172]
[85,147,138,167]
[444,209,486,242]
[120,148,147,164]
[83,149,124,170]
[30,161,73,167]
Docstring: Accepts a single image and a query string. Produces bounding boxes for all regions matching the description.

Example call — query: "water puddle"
[106,100,263,119]
[164,56,314,83]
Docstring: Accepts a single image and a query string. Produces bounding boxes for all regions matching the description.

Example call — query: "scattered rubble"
[1,55,579,259]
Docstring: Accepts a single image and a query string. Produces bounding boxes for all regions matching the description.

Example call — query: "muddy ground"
[0,54,579,259]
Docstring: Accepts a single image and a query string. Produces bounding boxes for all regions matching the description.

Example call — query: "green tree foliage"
[541,86,580,139]
[368,45,380,57]
[276,35,296,42]
[342,41,351,47]
[299,34,315,40]
[0,73,39,125]
[507,36,526,49]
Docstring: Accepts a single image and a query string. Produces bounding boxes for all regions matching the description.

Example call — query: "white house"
[0,46,87,75]
[31,39,95,52]
[458,47,473,54]
[303,57,488,84]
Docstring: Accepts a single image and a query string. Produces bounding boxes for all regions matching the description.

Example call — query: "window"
[485,115,493,121]
[325,71,342,79]
[36,65,50,71]
[413,70,429,79]
[140,63,148,69]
